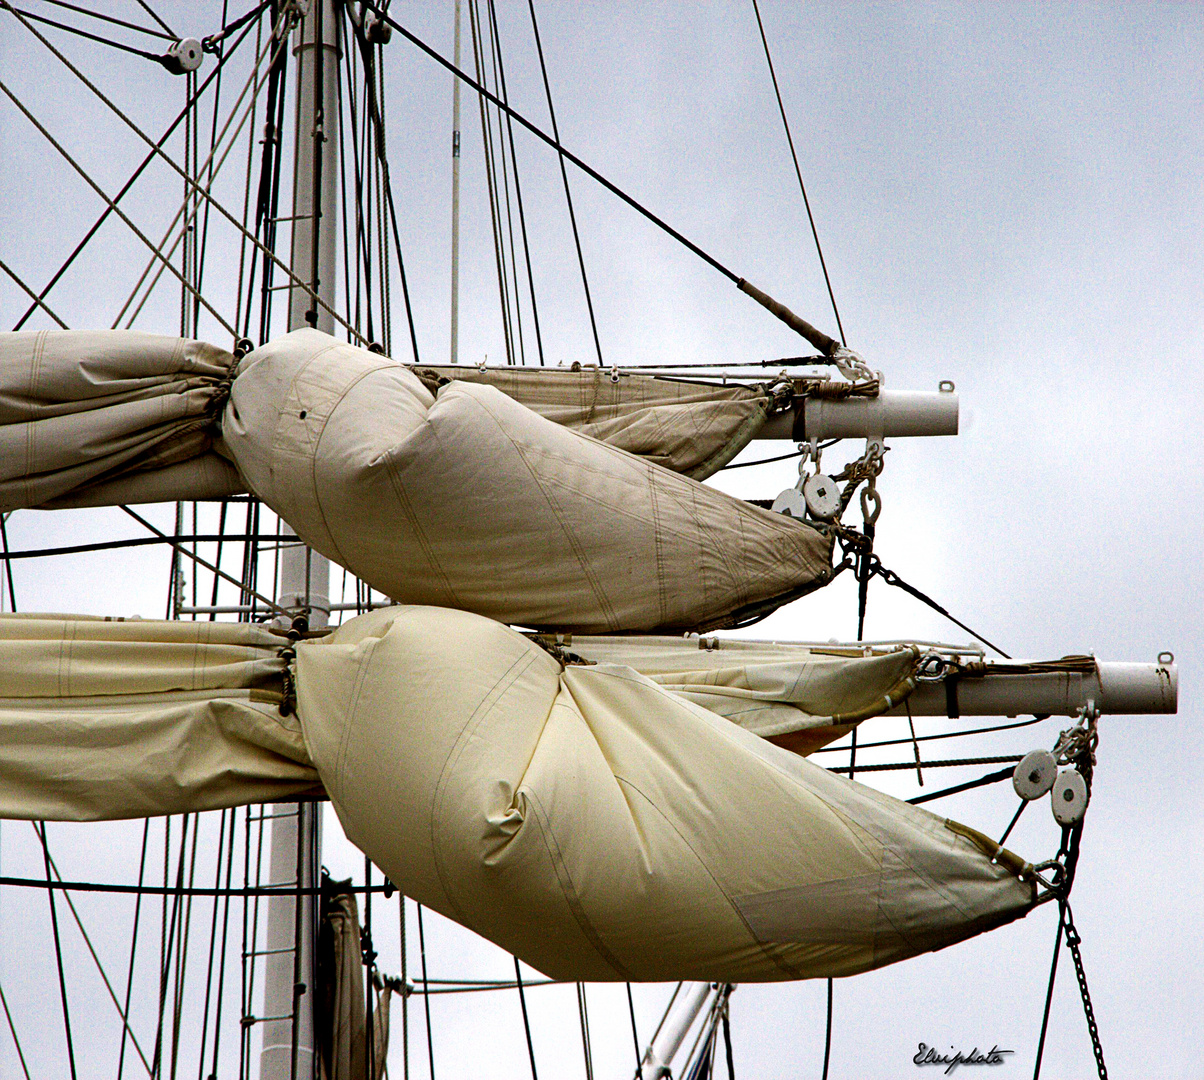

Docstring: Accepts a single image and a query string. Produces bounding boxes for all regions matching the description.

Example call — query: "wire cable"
[0,256,68,327]
[0,982,32,1080]
[750,0,844,344]
[9,11,254,331]
[4,5,164,62]
[38,0,173,40]
[526,0,603,364]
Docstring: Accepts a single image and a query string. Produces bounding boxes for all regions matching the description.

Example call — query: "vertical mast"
[450,0,462,363]
[261,2,340,1078]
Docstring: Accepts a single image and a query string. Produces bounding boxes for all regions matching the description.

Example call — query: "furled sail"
[297,607,1035,982]
[223,330,832,632]
[410,362,776,479]
[0,608,1034,982]
[0,329,833,632]
[0,613,321,820]
[561,634,921,755]
[0,329,244,510]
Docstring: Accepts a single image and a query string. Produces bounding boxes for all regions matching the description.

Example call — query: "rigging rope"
[0,982,32,1080]
[487,0,545,367]
[4,5,166,63]
[36,823,79,1080]
[527,0,603,365]
[514,959,540,1079]
[363,2,843,356]
[906,765,1015,806]
[416,905,437,1080]
[749,0,845,345]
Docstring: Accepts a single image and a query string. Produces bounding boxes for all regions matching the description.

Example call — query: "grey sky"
[1,2,1201,1077]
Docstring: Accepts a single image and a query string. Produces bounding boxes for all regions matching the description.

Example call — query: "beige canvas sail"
[0,613,321,820]
[223,330,832,632]
[296,606,1035,983]
[410,362,774,479]
[0,607,1033,982]
[0,329,243,511]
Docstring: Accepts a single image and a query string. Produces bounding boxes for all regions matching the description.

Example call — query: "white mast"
[261,2,340,1078]
[450,0,462,363]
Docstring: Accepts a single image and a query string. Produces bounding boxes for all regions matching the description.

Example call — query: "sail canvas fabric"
[410,363,773,479]
[0,329,244,511]
[296,607,1035,983]
[564,635,920,754]
[0,607,1032,981]
[0,614,321,820]
[223,330,832,632]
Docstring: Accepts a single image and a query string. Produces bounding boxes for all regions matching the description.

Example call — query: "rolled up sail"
[0,329,244,510]
[562,634,921,755]
[0,607,1034,981]
[410,362,775,479]
[296,606,1035,982]
[223,330,833,632]
[0,614,321,820]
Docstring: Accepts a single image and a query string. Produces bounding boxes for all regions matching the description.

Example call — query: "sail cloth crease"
[223,331,832,632]
[296,607,1034,983]
[410,362,773,479]
[0,330,245,510]
[0,614,321,821]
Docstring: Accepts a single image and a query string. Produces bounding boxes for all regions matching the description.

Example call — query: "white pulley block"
[165,38,203,75]
[771,487,807,519]
[1051,769,1088,825]
[802,473,841,520]
[1013,749,1057,800]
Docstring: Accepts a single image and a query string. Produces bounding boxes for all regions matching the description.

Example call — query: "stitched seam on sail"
[430,648,544,927]
[521,786,632,980]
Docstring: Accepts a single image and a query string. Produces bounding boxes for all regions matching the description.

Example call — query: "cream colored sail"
[0,608,1034,982]
[0,328,833,632]
[223,329,832,632]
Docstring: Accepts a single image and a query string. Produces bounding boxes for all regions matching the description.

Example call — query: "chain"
[1052,705,1099,787]
[1062,903,1108,1079]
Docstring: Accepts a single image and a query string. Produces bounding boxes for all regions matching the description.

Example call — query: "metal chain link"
[1063,905,1108,1079]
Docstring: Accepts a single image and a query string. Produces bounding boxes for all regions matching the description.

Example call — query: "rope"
[5,3,370,345]
[829,754,1021,775]
[0,982,32,1080]
[133,0,174,38]
[867,556,1011,658]
[364,3,843,353]
[907,765,1015,806]
[36,823,79,1080]
[487,0,545,366]
[1031,904,1063,1080]
[811,715,1046,755]
[515,958,539,1079]
[749,0,845,345]
[721,1004,735,1079]
[626,984,642,1076]
[116,820,150,1080]
[0,78,238,338]
[0,256,68,327]
[10,19,252,331]
[576,983,595,1080]
[527,0,602,364]
[416,905,437,1080]
[820,977,833,1080]
[4,5,165,62]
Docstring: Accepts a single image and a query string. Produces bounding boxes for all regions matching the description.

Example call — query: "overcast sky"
[1,2,1201,1078]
